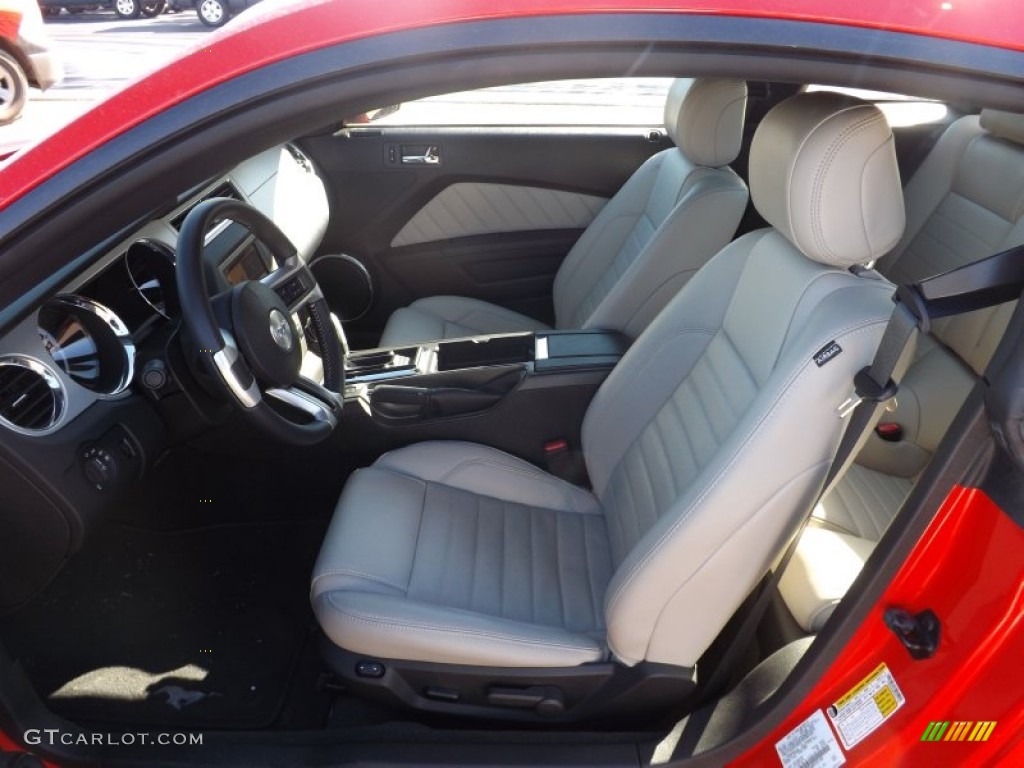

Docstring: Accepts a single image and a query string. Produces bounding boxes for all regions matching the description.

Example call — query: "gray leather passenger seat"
[780,108,1024,633]
[378,78,749,346]
[312,92,904,676]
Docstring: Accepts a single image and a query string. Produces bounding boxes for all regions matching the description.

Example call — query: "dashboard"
[0,144,329,439]
[0,143,330,611]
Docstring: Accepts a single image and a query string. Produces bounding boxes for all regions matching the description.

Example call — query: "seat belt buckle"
[544,439,569,456]
[543,438,589,486]
[837,367,899,419]
[875,422,903,442]
[837,393,863,419]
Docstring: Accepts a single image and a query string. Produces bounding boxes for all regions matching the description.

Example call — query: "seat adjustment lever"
[487,685,565,716]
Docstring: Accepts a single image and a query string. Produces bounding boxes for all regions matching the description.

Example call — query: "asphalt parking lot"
[3,10,209,149]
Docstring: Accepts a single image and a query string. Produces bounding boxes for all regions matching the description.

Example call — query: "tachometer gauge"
[125,240,178,318]
[38,296,136,396]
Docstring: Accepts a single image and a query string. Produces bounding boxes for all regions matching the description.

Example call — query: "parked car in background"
[38,0,166,19]
[191,0,262,27]
[0,0,62,124]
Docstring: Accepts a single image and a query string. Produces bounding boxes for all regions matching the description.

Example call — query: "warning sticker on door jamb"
[826,662,905,750]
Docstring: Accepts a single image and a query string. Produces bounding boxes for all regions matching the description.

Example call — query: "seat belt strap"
[698,241,1024,703]
[826,300,919,491]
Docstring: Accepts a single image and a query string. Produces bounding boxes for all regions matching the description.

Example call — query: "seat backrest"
[857,109,1024,477]
[552,78,749,338]
[880,109,1024,370]
[581,92,905,668]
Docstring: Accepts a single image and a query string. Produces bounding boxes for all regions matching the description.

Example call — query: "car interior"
[0,53,1022,765]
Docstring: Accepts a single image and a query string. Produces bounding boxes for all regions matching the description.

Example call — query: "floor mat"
[1,520,325,730]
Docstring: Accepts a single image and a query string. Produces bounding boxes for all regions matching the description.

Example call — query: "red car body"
[3,0,1024,207]
[0,1,1022,766]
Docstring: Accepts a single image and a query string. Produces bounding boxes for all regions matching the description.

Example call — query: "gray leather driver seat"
[378,78,750,346]
[313,93,904,682]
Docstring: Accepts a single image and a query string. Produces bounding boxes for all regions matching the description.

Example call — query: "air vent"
[170,181,243,230]
[0,356,65,433]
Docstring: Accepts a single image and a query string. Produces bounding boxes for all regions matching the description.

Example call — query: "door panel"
[390,183,607,247]
[298,126,670,347]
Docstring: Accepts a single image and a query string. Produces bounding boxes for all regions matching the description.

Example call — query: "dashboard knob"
[80,446,118,491]
[84,457,112,486]
[141,359,168,391]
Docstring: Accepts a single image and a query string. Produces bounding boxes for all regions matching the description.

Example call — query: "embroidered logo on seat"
[813,341,843,367]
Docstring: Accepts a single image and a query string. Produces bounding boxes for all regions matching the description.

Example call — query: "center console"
[339,330,629,465]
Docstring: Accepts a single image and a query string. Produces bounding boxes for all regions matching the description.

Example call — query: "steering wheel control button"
[268,309,294,352]
[355,660,385,679]
[278,277,305,306]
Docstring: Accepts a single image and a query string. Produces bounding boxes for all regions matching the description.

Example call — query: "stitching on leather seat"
[808,113,882,261]
[312,568,408,595]
[437,457,595,514]
[605,319,889,620]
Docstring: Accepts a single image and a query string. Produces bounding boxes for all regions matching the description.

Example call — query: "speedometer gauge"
[38,296,136,396]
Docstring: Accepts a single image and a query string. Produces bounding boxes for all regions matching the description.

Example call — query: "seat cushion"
[779,463,912,632]
[778,527,879,633]
[379,296,550,347]
[311,441,614,667]
[814,463,914,541]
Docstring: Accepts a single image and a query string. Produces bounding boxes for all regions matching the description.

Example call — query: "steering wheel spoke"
[266,380,339,428]
[213,329,261,408]
[262,254,323,313]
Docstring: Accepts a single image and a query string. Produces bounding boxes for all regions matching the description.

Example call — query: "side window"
[358,78,676,127]
[805,85,949,127]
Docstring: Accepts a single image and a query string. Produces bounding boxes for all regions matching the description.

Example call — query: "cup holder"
[346,347,418,382]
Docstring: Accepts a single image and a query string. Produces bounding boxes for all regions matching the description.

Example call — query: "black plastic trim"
[322,642,695,726]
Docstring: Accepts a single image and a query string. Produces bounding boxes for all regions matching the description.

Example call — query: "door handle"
[401,145,440,165]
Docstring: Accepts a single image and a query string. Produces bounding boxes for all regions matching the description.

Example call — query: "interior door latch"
[401,145,440,165]
[884,607,940,660]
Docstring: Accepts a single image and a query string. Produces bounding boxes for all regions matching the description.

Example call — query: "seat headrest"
[750,92,905,269]
[980,109,1024,146]
[664,78,747,167]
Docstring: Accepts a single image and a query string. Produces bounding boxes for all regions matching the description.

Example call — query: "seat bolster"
[375,441,602,515]
[310,467,426,599]
[379,296,550,347]
[778,527,878,633]
[315,591,606,667]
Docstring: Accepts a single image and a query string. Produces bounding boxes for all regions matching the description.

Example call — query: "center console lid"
[343,329,629,429]
[534,329,630,373]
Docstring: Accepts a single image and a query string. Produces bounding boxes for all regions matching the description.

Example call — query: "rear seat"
[780,108,1024,633]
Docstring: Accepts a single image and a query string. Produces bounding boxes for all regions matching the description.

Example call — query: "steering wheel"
[176,198,345,445]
